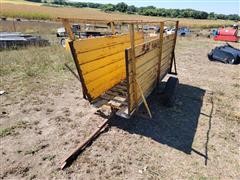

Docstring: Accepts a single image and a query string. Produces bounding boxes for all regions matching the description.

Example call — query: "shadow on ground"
[111,83,206,155]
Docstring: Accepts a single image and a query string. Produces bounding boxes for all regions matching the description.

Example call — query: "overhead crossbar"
[56,17,178,25]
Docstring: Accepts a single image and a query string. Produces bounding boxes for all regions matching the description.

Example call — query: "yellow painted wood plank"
[87,68,126,99]
[129,75,157,109]
[160,66,170,78]
[162,40,175,52]
[161,53,172,67]
[160,70,169,80]
[161,59,171,71]
[136,48,159,69]
[163,34,175,43]
[73,32,144,53]
[129,67,158,109]
[76,39,144,65]
[136,79,152,118]
[80,51,124,75]
[129,63,158,86]
[162,47,174,60]
[138,68,157,86]
[127,38,160,59]
[83,60,125,84]
[136,56,158,77]
[139,75,156,97]
[127,33,176,113]
[129,67,157,94]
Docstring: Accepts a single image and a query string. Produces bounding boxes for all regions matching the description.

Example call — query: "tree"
[208,12,216,19]
[87,3,102,9]
[46,1,239,21]
[26,0,42,2]
[52,0,66,5]
[228,14,240,21]
[116,2,128,12]
[127,5,137,14]
[216,14,228,20]
[101,4,115,12]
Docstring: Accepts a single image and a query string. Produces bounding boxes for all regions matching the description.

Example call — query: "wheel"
[208,52,214,61]
[60,38,66,48]
[162,77,179,107]
[227,58,235,64]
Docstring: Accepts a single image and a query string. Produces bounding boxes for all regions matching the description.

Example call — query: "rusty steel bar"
[60,118,110,169]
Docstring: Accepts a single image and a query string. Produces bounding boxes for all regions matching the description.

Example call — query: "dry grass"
[2,0,42,6]
[1,2,237,28]
[0,45,73,96]
[0,20,60,34]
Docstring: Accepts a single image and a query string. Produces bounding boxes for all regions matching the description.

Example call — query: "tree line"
[27,0,240,21]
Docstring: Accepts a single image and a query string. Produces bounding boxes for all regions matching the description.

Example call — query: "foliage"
[101,4,115,12]
[127,5,137,14]
[16,1,240,21]
[48,1,240,20]
[26,0,42,2]
[115,2,128,12]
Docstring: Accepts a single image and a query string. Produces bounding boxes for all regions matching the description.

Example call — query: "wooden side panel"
[159,35,175,79]
[126,33,176,114]
[71,32,144,101]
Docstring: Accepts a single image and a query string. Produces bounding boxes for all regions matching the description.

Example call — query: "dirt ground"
[0,22,240,179]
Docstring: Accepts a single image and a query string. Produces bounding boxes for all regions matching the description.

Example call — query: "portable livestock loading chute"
[59,18,179,168]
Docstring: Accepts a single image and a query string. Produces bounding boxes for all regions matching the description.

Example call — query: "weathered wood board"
[126,33,175,114]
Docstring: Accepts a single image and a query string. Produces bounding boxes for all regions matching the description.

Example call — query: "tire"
[208,52,214,61]
[60,38,66,48]
[227,58,235,64]
[163,77,179,107]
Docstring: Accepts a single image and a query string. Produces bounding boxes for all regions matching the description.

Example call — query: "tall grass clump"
[0,45,72,79]
[0,11,52,20]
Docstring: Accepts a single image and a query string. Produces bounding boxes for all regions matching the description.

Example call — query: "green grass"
[0,11,51,20]
[0,121,29,137]
[0,45,72,78]
[0,44,74,98]
[0,127,15,137]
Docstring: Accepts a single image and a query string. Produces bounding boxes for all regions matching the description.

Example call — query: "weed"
[24,144,49,155]
[42,154,56,161]
[0,121,29,138]
[0,11,51,20]
[0,127,15,137]
[232,83,240,88]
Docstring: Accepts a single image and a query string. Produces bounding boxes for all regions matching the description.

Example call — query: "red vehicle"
[214,28,238,42]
